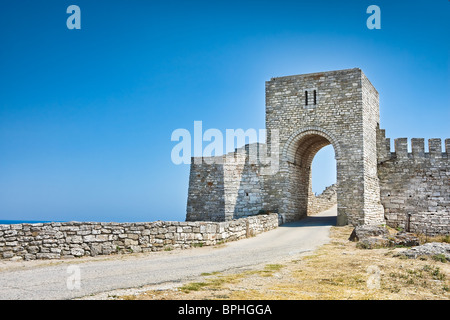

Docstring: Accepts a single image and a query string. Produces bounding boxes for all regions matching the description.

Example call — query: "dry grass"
[118,226,449,300]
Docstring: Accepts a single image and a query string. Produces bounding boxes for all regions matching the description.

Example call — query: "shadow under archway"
[279,206,337,228]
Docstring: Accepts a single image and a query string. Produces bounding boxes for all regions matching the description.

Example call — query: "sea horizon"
[0,218,177,225]
[0,220,65,225]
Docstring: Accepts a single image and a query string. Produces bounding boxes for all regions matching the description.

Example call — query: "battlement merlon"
[376,126,391,162]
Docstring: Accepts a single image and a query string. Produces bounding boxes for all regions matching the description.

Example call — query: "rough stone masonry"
[186,68,449,236]
[0,214,278,260]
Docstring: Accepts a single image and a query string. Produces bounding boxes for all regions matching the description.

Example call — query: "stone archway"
[282,128,340,223]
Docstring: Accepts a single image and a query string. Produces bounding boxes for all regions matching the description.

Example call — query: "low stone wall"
[0,213,278,261]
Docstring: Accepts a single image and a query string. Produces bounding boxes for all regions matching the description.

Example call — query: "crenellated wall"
[377,129,450,235]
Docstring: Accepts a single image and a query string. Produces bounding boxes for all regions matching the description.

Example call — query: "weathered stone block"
[70,248,85,257]
[124,239,138,246]
[36,253,60,259]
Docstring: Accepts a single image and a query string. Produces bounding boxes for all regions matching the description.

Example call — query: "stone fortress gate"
[2,68,447,262]
[186,68,449,235]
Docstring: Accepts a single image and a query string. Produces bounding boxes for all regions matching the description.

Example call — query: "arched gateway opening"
[282,129,340,223]
[311,145,336,205]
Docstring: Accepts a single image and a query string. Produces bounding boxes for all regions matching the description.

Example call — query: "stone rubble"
[399,242,450,261]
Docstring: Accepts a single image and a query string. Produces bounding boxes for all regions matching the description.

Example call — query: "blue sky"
[0,1,448,222]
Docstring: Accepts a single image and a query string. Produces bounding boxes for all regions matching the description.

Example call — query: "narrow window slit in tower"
[313,90,317,105]
[305,91,308,106]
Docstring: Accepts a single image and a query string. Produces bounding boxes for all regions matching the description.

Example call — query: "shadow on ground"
[280,214,337,228]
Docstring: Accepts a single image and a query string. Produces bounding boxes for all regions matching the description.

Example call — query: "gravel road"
[0,206,336,300]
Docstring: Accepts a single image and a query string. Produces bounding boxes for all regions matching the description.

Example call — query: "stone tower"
[264,68,385,226]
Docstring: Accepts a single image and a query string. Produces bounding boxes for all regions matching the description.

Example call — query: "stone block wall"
[0,213,278,261]
[361,72,385,225]
[377,131,450,235]
[186,157,226,221]
[186,144,267,222]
